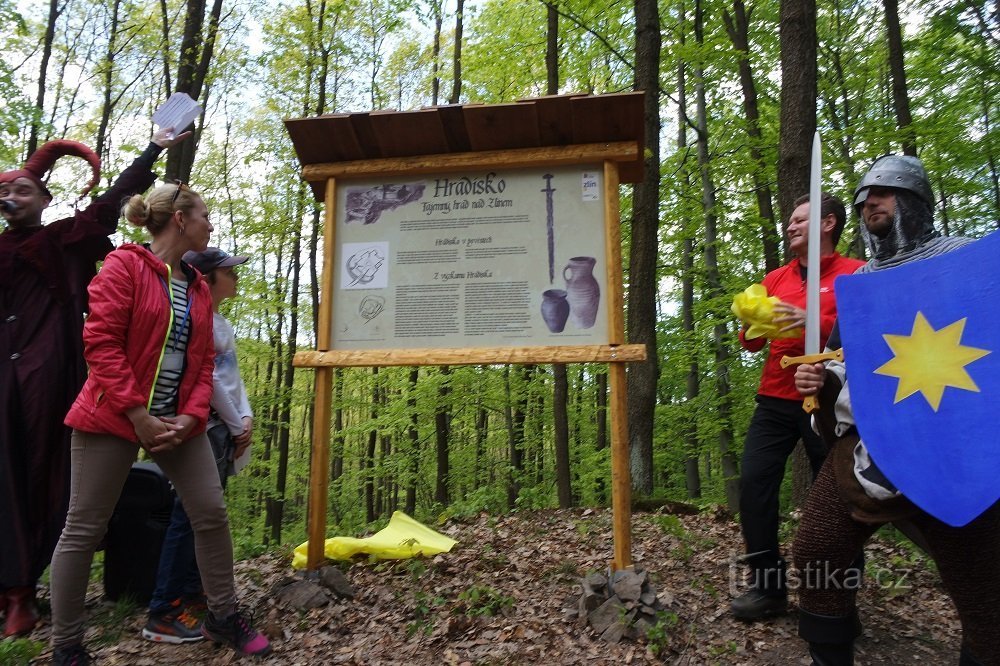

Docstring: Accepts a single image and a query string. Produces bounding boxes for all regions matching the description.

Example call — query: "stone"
[612,571,644,602]
[274,580,330,610]
[587,596,626,634]
[600,621,625,644]
[584,572,608,591]
[319,565,356,599]
[639,590,657,606]
[629,616,654,640]
[578,586,603,616]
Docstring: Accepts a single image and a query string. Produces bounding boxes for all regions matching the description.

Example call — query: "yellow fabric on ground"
[292,510,458,569]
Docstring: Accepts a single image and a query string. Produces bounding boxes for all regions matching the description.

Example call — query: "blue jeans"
[148,424,233,615]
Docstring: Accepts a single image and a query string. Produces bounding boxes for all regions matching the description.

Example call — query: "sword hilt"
[779,348,843,368]
[779,348,844,413]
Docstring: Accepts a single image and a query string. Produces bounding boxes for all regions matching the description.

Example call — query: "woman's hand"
[795,362,827,396]
[126,406,177,451]
[233,416,253,459]
[152,127,193,148]
[152,415,197,451]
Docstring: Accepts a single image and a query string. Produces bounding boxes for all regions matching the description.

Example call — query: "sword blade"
[804,131,822,356]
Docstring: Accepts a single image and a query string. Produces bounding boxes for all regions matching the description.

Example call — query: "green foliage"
[456,584,514,617]
[0,638,45,666]
[651,514,687,539]
[645,610,680,658]
[407,590,445,637]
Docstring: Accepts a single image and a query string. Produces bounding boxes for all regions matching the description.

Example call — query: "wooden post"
[608,362,632,570]
[306,177,338,569]
[603,160,632,570]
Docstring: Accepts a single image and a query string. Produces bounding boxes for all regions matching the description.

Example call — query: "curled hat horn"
[4,140,102,198]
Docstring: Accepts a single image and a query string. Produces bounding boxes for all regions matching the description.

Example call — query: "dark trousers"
[739,395,828,590]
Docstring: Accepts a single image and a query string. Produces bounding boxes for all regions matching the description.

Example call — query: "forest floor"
[23,507,960,665]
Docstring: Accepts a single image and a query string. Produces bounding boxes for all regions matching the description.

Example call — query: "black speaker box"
[103,461,174,604]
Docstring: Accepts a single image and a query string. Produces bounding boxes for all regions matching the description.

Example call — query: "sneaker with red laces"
[141,605,204,644]
[201,610,271,656]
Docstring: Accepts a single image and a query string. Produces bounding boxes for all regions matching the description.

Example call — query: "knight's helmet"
[853,154,933,212]
[853,154,937,259]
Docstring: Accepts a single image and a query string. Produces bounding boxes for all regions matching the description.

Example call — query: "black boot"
[808,641,854,666]
[731,587,787,620]
[799,609,861,666]
[731,558,787,621]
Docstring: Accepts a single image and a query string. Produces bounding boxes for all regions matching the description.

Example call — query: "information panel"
[331,164,609,349]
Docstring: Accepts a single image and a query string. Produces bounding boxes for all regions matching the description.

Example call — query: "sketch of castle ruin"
[344,183,426,224]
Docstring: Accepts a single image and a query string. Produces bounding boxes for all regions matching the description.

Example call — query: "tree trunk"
[553,364,572,508]
[985,91,1000,225]
[434,366,451,505]
[431,0,442,105]
[627,0,662,495]
[448,0,464,104]
[778,0,820,495]
[165,0,224,182]
[595,368,608,504]
[883,0,917,156]
[94,0,123,161]
[365,369,379,522]
[677,0,702,500]
[332,369,344,482]
[506,365,528,508]
[269,218,302,545]
[777,0,818,227]
[723,0,780,273]
[28,0,64,155]
[406,368,419,515]
[546,1,558,95]
[695,0,739,511]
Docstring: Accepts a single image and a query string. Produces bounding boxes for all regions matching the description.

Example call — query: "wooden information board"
[285,92,646,571]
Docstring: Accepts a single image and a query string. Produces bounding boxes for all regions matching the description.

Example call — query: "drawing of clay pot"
[563,256,600,329]
[541,289,570,333]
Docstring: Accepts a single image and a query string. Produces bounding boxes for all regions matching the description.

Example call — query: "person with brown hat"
[0,127,189,638]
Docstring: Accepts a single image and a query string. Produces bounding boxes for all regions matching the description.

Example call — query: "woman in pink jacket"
[49,183,270,665]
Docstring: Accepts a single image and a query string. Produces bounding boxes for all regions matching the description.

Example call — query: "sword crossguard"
[779,348,844,414]
[779,348,843,369]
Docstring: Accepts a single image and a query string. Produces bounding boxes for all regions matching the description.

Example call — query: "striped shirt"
[149,277,191,417]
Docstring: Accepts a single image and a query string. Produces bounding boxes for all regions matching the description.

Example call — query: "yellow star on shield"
[874,311,991,411]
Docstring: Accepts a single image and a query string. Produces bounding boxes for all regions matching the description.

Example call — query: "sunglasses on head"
[169,180,190,206]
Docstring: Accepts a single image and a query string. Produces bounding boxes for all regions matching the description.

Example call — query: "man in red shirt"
[731,192,865,620]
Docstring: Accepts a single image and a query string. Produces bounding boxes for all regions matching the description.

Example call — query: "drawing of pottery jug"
[563,256,600,329]
[541,289,570,333]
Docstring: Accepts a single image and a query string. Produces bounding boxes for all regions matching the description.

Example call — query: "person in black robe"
[0,128,189,636]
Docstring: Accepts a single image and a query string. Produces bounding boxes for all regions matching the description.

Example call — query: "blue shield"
[835,231,1000,527]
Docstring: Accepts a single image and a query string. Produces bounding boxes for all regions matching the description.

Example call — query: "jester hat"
[0,140,101,199]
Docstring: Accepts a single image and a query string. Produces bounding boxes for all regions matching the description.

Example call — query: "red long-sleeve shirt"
[739,252,865,400]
